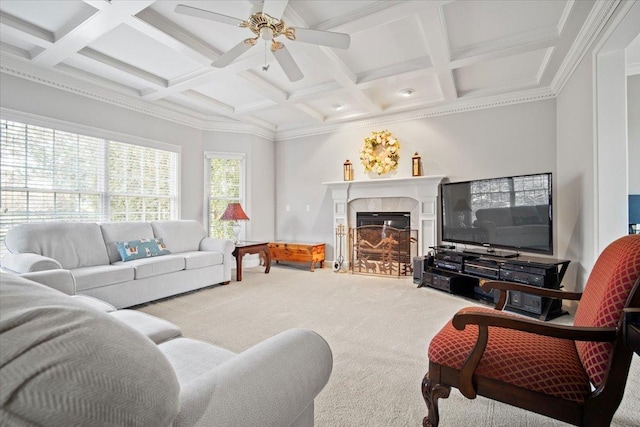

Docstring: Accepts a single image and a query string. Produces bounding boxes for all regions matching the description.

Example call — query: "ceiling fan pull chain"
[262,41,270,72]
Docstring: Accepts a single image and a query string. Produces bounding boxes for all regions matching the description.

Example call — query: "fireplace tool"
[333,224,347,272]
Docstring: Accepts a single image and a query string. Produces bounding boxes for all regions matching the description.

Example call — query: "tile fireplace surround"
[323,175,445,268]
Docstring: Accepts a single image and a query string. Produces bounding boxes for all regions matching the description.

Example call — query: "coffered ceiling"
[0,1,626,139]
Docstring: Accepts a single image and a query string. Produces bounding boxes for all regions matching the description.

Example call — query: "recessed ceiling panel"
[149,1,254,53]
[443,0,567,53]
[0,0,95,33]
[454,49,550,96]
[335,14,429,75]
[363,73,442,107]
[87,24,204,81]
[304,92,363,117]
[191,73,267,108]
[60,57,151,92]
[164,96,232,118]
[290,0,380,28]
[250,105,316,127]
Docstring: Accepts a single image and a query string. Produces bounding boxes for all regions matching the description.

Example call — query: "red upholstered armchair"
[422,234,640,427]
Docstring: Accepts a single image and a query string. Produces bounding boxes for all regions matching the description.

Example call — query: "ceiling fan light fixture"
[399,88,415,97]
[260,27,273,40]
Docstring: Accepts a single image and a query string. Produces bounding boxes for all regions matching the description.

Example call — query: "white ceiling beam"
[32,1,155,68]
[284,7,381,113]
[293,103,325,122]
[416,2,457,102]
[78,47,167,87]
[140,52,265,101]
[131,8,221,65]
[237,70,288,103]
[181,90,234,115]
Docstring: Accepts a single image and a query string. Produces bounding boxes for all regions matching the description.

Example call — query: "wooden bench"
[268,242,325,271]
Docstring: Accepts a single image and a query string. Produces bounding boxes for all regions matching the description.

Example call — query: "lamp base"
[232,222,241,244]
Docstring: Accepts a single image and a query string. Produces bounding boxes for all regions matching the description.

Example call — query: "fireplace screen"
[349,225,417,277]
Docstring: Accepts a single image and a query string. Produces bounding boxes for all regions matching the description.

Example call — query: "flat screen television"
[440,172,553,255]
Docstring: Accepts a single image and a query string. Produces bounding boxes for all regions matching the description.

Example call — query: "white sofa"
[1,220,234,308]
[0,273,333,426]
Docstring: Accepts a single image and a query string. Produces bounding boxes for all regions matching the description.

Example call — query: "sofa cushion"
[0,273,180,426]
[181,250,224,270]
[113,255,185,280]
[116,238,171,262]
[100,222,155,264]
[109,310,182,344]
[4,222,109,269]
[151,220,206,254]
[159,338,236,384]
[70,294,117,312]
[73,264,135,292]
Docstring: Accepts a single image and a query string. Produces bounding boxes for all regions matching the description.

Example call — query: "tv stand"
[462,248,519,258]
[419,249,570,321]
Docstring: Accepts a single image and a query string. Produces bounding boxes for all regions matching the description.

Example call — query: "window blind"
[0,119,179,256]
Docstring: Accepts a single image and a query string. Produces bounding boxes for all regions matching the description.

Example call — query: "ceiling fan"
[175,0,350,82]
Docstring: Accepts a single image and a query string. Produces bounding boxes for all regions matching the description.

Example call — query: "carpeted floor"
[136,265,640,427]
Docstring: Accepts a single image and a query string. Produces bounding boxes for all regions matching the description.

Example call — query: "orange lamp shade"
[219,203,250,221]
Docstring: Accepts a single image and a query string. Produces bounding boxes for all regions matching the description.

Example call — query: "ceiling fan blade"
[272,45,303,82]
[175,4,244,26]
[292,28,351,49]
[261,0,289,20]
[212,40,255,68]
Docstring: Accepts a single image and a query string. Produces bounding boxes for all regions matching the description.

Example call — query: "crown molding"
[0,54,275,140]
[551,0,620,95]
[275,87,555,141]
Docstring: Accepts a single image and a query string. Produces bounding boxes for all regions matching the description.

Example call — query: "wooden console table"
[233,241,270,281]
[268,242,325,271]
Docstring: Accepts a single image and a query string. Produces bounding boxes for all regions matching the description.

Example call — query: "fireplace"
[356,212,410,229]
[323,175,445,267]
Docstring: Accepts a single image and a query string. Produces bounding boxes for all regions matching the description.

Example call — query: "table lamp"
[220,202,249,243]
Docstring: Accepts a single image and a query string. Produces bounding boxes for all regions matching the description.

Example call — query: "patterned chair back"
[573,235,640,387]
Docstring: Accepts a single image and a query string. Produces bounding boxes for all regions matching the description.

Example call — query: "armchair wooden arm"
[480,280,583,310]
[623,308,640,355]
[451,307,617,399]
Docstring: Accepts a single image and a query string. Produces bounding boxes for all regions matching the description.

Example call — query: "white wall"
[556,1,639,291]
[0,73,276,241]
[276,100,557,258]
[556,56,596,290]
[629,74,640,194]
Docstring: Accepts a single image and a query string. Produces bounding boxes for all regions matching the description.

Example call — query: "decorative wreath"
[359,130,400,175]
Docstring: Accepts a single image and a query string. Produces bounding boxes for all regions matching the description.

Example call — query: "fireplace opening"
[356,212,410,230]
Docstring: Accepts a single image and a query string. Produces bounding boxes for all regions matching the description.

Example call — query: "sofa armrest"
[19,269,76,295]
[1,252,62,273]
[200,237,235,283]
[173,328,332,427]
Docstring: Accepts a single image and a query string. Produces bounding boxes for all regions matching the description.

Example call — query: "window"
[206,153,245,239]
[0,119,179,255]
[470,174,550,211]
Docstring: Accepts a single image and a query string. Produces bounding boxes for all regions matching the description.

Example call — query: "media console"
[417,249,570,321]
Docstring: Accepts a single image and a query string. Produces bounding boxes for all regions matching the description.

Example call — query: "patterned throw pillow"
[115,238,170,262]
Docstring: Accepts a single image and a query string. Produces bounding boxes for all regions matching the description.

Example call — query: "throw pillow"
[116,238,170,262]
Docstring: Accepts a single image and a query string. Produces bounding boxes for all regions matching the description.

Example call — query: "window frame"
[1,110,182,254]
[204,151,247,239]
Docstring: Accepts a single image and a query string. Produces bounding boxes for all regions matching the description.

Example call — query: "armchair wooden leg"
[422,372,451,427]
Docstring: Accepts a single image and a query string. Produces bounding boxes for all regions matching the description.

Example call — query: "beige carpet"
[137,265,640,427]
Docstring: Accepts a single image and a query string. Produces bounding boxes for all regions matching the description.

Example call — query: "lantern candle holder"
[343,159,354,181]
[412,152,421,177]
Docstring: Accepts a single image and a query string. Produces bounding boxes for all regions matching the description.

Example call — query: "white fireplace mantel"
[323,175,445,266]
